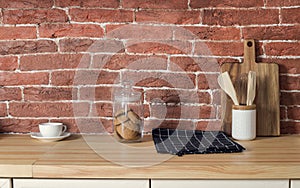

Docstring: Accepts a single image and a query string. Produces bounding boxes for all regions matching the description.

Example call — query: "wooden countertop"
[0,134,300,179]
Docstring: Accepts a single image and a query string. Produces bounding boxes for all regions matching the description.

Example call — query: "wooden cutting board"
[220,39,280,136]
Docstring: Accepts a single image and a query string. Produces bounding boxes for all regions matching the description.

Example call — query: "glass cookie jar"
[113,81,143,142]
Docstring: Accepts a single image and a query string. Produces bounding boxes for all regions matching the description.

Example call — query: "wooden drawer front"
[14,179,149,188]
[152,180,289,188]
[292,180,300,188]
[0,179,11,188]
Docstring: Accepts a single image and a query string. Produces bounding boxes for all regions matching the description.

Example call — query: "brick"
[75,118,113,133]
[0,87,22,101]
[20,54,91,71]
[280,107,287,120]
[195,42,243,56]
[243,26,300,40]
[0,40,57,55]
[126,40,192,55]
[203,9,279,26]
[79,86,114,101]
[143,104,151,118]
[9,117,112,134]
[39,24,104,38]
[0,56,18,71]
[145,89,211,104]
[100,118,113,133]
[75,102,97,117]
[246,40,265,56]
[105,24,126,32]
[9,102,89,117]
[55,0,119,8]
[51,71,75,86]
[218,58,240,64]
[212,90,221,105]
[260,58,300,74]
[199,105,217,119]
[0,118,48,133]
[198,73,219,90]
[24,87,75,101]
[93,54,168,70]
[195,120,222,131]
[123,71,196,89]
[136,10,200,24]
[0,72,49,86]
[0,0,53,8]
[70,8,133,23]
[265,42,300,56]
[280,75,300,90]
[150,104,216,119]
[0,27,36,40]
[59,39,124,53]
[174,26,240,40]
[0,103,7,117]
[170,56,201,72]
[92,102,113,117]
[279,61,299,75]
[91,54,112,69]
[144,119,194,132]
[169,56,221,72]
[287,107,300,120]
[150,104,190,119]
[126,41,192,54]
[280,92,300,105]
[280,121,300,134]
[74,70,119,85]
[266,0,300,6]
[106,25,173,40]
[190,0,264,8]
[50,118,113,133]
[3,9,67,24]
[51,70,119,86]
[60,39,93,52]
[122,0,188,9]
[94,86,114,101]
[282,8,300,24]
[215,107,224,119]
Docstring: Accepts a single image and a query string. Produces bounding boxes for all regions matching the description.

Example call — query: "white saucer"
[30,132,71,142]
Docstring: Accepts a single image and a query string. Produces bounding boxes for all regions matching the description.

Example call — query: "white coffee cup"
[39,122,67,137]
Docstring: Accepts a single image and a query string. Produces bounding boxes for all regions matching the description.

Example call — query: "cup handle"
[62,125,67,134]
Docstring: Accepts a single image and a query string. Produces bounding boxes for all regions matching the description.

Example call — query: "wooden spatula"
[247,71,256,105]
[218,72,239,105]
[236,73,248,105]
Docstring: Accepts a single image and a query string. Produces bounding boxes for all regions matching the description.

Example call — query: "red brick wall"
[0,0,299,134]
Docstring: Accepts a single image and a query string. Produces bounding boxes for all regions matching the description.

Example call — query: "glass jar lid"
[114,81,141,102]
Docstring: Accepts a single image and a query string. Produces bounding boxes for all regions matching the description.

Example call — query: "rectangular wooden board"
[221,39,280,136]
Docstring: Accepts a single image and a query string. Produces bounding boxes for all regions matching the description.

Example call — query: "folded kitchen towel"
[152,128,245,156]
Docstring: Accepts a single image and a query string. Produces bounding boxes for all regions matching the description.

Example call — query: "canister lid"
[232,104,256,110]
[114,81,141,102]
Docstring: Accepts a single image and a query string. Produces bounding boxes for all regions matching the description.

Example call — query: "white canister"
[232,105,256,141]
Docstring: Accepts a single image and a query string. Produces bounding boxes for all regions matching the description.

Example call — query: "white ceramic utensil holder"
[232,105,256,141]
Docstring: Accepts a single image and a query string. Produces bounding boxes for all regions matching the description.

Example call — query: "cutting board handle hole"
[247,41,253,47]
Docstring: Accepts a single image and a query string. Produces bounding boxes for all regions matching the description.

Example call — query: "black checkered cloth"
[152,128,245,156]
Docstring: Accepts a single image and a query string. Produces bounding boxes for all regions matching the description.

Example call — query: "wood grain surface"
[0,134,300,179]
[0,134,56,177]
[221,39,280,136]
